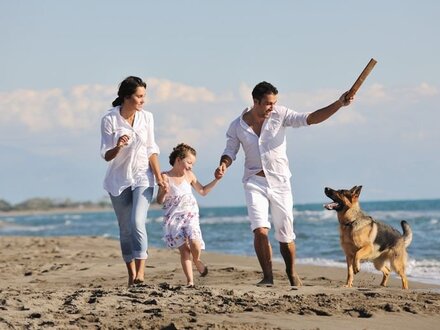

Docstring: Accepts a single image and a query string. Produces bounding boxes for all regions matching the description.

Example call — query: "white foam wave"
[63,214,82,220]
[147,209,440,227]
[407,259,440,285]
[294,257,440,286]
[149,215,250,225]
[368,210,440,221]
[295,210,336,222]
[297,257,346,268]
[0,223,60,233]
[0,217,16,222]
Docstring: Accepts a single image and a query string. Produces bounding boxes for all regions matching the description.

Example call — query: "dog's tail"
[401,220,413,248]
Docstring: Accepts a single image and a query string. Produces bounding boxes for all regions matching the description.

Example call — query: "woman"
[100,76,165,286]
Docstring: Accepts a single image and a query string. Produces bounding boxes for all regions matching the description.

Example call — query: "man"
[215,81,353,286]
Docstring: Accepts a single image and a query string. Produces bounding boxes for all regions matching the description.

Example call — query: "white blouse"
[100,106,160,196]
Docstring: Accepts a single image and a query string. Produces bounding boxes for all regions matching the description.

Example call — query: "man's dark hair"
[252,81,278,102]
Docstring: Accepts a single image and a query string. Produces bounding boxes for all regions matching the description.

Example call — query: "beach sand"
[1,236,439,329]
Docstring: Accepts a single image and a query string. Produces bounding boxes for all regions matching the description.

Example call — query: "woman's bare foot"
[287,273,302,287]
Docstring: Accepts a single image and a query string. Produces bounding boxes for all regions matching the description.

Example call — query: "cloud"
[238,82,253,105]
[0,79,235,134]
[0,79,242,162]
[148,78,219,103]
[363,83,391,103]
[1,86,112,132]
[414,82,438,96]
[361,82,439,105]
[1,79,439,151]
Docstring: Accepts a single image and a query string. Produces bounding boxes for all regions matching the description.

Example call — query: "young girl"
[157,143,219,287]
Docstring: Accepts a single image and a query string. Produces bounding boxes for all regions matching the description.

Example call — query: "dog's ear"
[352,185,363,197]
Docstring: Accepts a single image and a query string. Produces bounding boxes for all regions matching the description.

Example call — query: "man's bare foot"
[256,278,274,287]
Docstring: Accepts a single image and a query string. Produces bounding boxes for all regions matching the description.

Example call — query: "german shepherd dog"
[324,186,412,289]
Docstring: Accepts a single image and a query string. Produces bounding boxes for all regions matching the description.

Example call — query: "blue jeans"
[109,186,153,263]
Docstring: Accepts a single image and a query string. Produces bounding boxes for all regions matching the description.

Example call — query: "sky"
[1,0,439,207]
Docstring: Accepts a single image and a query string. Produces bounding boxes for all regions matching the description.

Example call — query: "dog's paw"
[353,262,361,274]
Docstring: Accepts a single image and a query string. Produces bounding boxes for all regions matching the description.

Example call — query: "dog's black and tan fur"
[324,186,412,289]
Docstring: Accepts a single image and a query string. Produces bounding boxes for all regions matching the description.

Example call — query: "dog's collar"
[343,217,374,228]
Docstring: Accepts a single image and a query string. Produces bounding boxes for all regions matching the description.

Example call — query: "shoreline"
[1,236,440,329]
[0,204,165,217]
[0,207,114,217]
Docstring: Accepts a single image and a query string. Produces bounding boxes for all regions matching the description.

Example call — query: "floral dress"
[162,175,205,249]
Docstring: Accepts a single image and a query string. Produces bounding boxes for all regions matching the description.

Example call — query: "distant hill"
[0,197,161,214]
[0,197,111,213]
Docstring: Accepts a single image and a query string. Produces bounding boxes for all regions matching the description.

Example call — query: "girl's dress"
[162,175,205,249]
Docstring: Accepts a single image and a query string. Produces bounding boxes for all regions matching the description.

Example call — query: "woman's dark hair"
[251,81,278,102]
[169,143,196,166]
[112,76,147,107]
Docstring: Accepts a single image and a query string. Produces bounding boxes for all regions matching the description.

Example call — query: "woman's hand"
[116,134,130,148]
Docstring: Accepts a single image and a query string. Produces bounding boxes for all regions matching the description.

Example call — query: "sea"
[1,199,439,286]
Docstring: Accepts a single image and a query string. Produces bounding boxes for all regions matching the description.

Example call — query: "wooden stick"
[346,58,377,99]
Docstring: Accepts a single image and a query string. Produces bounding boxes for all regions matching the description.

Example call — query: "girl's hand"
[215,163,227,179]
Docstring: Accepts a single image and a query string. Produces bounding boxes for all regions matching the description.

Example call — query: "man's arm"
[215,119,239,179]
[306,91,353,125]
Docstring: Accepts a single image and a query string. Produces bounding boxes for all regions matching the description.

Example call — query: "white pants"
[243,175,295,242]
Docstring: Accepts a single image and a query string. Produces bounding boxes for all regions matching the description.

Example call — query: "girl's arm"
[190,172,219,197]
[156,173,169,204]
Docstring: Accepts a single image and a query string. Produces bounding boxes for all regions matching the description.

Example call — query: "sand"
[1,236,439,329]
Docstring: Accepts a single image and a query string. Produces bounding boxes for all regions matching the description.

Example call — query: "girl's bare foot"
[195,260,208,276]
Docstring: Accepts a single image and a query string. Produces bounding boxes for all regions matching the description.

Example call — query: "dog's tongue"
[324,202,339,210]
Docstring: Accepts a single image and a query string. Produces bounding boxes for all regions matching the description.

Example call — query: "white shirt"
[100,106,160,196]
[222,105,310,188]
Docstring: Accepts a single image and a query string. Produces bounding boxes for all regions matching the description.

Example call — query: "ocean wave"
[296,257,346,268]
[406,259,440,285]
[294,209,440,223]
[294,257,440,286]
[149,215,250,224]
[0,223,60,233]
[368,210,440,221]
